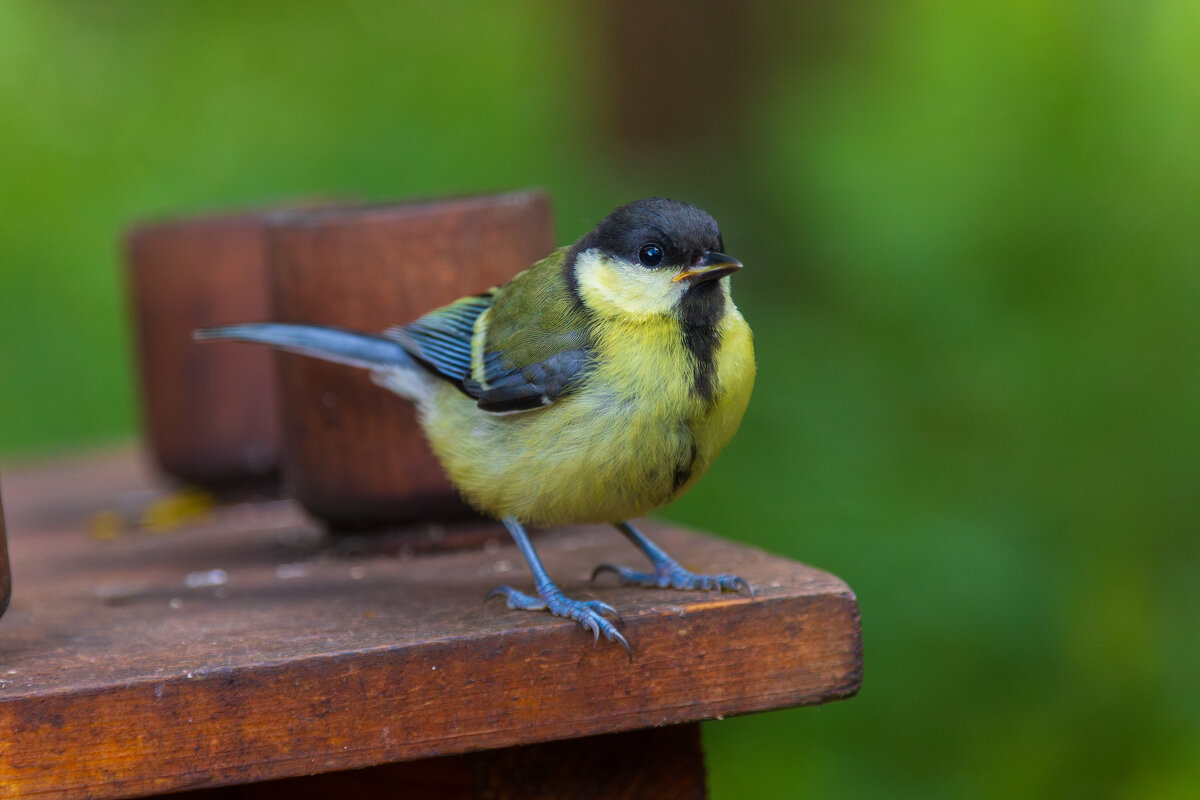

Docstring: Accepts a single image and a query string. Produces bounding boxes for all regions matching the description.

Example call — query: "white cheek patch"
[576,249,685,318]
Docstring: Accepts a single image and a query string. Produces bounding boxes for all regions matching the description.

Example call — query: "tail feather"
[195,323,416,372]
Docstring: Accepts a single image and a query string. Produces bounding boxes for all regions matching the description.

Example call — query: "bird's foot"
[486,585,630,657]
[592,560,754,597]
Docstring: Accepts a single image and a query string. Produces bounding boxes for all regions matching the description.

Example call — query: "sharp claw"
[587,599,620,618]
[591,564,618,583]
[612,629,632,661]
[486,583,630,655]
[593,560,755,598]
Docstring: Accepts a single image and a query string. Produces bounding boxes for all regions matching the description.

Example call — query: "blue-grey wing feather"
[385,290,592,414]
[385,294,492,386]
[473,348,592,413]
[195,323,414,371]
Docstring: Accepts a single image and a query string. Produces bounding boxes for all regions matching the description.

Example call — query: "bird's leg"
[593,521,754,596]
[487,517,630,655]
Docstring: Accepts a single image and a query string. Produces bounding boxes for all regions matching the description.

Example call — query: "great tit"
[198,197,756,654]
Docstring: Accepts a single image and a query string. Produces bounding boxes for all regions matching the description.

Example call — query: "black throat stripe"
[679,281,726,402]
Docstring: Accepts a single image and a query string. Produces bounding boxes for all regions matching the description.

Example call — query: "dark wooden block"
[467,725,707,800]
[126,209,285,488]
[0,447,861,799]
[266,190,555,526]
[170,725,706,800]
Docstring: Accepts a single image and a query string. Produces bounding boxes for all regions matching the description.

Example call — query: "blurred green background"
[2,1,1198,796]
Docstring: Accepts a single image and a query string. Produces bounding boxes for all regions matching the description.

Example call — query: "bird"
[196,197,756,655]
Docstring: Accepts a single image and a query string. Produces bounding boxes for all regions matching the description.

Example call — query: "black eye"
[638,243,664,267]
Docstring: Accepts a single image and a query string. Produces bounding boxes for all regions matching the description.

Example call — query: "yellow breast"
[420,304,754,526]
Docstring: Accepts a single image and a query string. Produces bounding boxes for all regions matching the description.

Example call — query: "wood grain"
[267,191,555,526]
[0,447,861,799]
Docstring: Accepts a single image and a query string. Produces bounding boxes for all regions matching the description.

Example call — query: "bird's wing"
[387,250,594,414]
[385,293,491,387]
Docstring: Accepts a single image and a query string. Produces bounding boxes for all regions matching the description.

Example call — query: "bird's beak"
[673,251,743,284]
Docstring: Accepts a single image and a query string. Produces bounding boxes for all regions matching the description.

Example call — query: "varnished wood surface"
[0,447,861,799]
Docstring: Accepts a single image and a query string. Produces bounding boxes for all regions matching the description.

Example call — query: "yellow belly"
[421,310,754,526]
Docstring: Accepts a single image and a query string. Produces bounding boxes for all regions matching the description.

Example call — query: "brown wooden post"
[0,482,10,619]
[126,210,286,489]
[267,190,555,527]
[601,0,759,153]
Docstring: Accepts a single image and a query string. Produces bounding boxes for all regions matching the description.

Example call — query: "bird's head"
[567,198,741,320]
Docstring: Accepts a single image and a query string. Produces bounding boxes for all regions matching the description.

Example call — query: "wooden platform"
[0,447,861,799]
